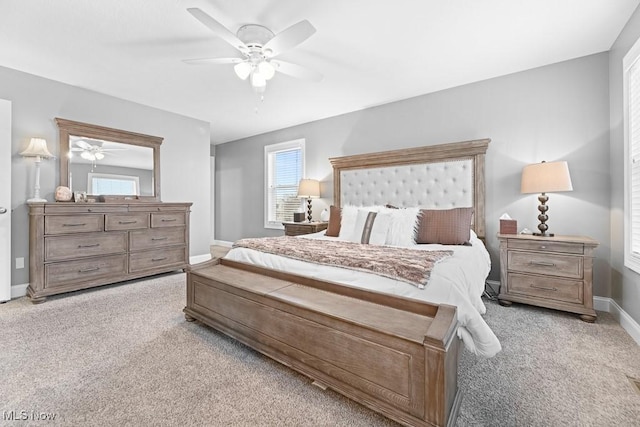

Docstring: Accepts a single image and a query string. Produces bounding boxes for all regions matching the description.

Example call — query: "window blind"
[264,140,305,228]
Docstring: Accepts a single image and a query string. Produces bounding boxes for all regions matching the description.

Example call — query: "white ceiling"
[1,0,638,144]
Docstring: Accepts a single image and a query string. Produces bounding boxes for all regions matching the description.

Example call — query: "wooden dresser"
[282,221,328,236]
[497,233,598,322]
[28,202,192,303]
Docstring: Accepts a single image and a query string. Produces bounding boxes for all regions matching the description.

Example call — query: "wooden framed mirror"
[56,118,162,201]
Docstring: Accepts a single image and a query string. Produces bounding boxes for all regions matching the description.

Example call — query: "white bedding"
[224,231,502,357]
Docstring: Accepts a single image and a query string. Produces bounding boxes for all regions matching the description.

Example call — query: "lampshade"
[297,179,320,198]
[258,61,275,80]
[20,138,53,159]
[521,161,573,194]
[234,62,252,80]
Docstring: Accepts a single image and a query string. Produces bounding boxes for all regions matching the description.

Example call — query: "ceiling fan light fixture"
[95,152,105,160]
[234,61,252,80]
[80,151,92,161]
[258,61,275,80]
[251,71,266,89]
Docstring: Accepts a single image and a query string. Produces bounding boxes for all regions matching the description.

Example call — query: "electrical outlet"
[15,257,24,269]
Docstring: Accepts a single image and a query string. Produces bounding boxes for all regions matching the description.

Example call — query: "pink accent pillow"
[416,208,474,245]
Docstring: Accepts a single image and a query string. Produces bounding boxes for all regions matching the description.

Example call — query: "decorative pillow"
[416,207,474,245]
[383,206,420,246]
[338,205,359,240]
[325,205,342,237]
[348,210,392,245]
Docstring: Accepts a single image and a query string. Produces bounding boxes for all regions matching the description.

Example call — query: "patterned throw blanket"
[232,236,453,289]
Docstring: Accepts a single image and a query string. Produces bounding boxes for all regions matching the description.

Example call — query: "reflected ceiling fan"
[70,140,124,162]
[183,8,323,97]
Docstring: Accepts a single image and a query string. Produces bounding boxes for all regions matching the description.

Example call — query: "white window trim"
[264,139,305,229]
[623,35,640,274]
[87,172,140,196]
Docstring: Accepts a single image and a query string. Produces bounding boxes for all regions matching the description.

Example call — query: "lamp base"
[533,232,554,237]
[27,198,47,204]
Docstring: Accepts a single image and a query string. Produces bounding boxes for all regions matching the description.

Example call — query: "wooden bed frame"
[184,139,490,427]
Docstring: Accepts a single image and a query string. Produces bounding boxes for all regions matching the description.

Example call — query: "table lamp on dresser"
[297,178,320,222]
[521,160,573,236]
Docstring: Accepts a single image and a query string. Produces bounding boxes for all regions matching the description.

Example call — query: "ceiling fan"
[183,8,323,97]
[70,139,124,162]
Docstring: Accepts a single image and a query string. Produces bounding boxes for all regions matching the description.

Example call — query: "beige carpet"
[1,273,639,426]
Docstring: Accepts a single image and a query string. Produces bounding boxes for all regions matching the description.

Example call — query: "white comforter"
[224,232,502,357]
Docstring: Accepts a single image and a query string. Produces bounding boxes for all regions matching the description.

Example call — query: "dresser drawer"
[130,227,186,251]
[507,273,583,304]
[129,246,186,273]
[508,251,583,279]
[105,213,149,231]
[150,212,185,228]
[45,255,127,289]
[45,232,127,261]
[45,215,103,235]
[507,239,583,255]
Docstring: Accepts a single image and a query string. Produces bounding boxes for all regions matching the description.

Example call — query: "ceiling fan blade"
[271,60,323,82]
[183,57,243,65]
[75,140,92,150]
[187,8,248,54]
[263,20,316,57]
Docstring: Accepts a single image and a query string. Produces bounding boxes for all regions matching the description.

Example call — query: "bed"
[185,138,497,427]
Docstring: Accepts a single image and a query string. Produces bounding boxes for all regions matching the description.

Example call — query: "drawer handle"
[530,284,558,292]
[529,260,556,267]
[161,218,177,222]
[118,220,137,224]
[78,267,100,273]
[152,237,168,241]
[539,245,546,249]
[152,257,167,262]
[77,243,100,248]
[63,223,87,227]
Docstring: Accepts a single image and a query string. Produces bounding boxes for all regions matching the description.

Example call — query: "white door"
[0,99,11,302]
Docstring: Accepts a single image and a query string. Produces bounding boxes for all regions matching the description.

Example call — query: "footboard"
[184,259,461,427]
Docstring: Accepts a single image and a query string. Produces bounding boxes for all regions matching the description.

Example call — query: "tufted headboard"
[328,139,490,240]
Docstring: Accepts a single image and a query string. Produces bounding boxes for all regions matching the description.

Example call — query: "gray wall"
[609,5,640,325]
[216,53,612,297]
[2,66,212,288]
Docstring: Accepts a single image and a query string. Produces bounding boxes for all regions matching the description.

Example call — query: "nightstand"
[497,233,598,322]
[282,221,328,236]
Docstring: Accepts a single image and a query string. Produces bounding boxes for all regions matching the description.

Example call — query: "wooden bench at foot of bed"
[184,258,462,427]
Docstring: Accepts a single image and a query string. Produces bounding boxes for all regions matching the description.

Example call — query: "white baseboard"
[11,283,28,299]
[211,240,233,248]
[601,297,640,346]
[190,253,212,264]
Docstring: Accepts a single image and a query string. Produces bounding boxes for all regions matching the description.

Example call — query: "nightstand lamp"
[521,160,573,236]
[297,178,320,222]
[21,137,54,203]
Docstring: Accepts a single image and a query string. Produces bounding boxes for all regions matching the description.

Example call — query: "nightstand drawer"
[507,239,583,254]
[508,273,583,304]
[508,251,583,279]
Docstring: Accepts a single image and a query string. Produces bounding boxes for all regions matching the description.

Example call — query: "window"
[624,36,640,273]
[88,173,139,196]
[264,139,305,229]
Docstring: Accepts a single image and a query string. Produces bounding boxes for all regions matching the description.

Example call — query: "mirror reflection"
[57,117,162,201]
[68,136,154,197]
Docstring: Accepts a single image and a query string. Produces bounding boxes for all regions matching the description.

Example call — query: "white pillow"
[383,206,420,246]
[338,205,359,240]
[348,210,392,245]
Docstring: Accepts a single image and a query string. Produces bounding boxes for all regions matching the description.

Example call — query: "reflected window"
[88,173,140,196]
